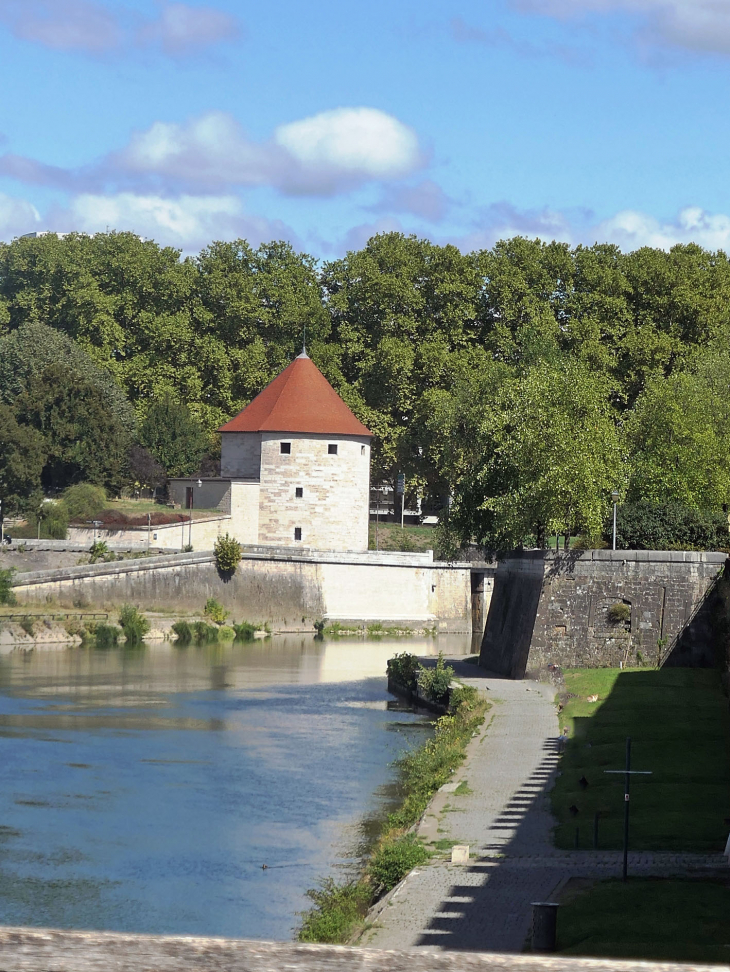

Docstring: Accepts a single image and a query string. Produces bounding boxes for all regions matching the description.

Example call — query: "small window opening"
[294,527,302,541]
[280,442,291,454]
[361,445,366,455]
[328,443,338,455]
[295,487,303,498]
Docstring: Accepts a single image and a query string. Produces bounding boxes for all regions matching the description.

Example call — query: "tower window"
[361,445,366,455]
[294,527,302,541]
[296,487,303,498]
[328,443,338,455]
[280,442,291,454]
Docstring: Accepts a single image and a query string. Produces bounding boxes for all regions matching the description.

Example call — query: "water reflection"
[0,633,471,940]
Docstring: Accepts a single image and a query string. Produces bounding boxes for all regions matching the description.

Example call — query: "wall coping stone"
[0,925,717,972]
[504,549,728,565]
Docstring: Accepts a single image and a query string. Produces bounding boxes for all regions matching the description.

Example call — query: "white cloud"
[57,192,293,252]
[115,108,424,196]
[595,206,730,250]
[137,2,240,55]
[511,0,730,56]
[0,192,41,238]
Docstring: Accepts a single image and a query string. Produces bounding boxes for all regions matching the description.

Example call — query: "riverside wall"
[479,549,728,678]
[11,547,486,633]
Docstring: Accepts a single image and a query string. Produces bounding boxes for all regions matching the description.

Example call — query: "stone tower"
[218,352,372,552]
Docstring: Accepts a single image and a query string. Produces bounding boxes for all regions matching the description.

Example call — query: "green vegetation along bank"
[297,683,488,944]
[552,667,730,852]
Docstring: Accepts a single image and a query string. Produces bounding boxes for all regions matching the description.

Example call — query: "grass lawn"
[556,878,730,964]
[552,668,730,852]
[368,522,437,553]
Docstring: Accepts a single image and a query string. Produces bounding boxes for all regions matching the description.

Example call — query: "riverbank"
[297,682,489,943]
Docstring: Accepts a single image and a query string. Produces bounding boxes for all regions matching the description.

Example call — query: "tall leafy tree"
[0,405,45,514]
[139,396,208,478]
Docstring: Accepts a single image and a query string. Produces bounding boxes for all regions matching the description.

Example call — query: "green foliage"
[386,652,420,692]
[118,604,150,645]
[19,617,35,636]
[368,836,429,896]
[89,540,112,563]
[203,597,228,624]
[449,684,479,713]
[610,500,730,551]
[138,395,208,478]
[0,404,44,515]
[94,623,119,649]
[193,621,219,643]
[0,568,16,605]
[171,620,193,644]
[28,501,69,540]
[233,621,257,641]
[218,625,236,641]
[606,602,631,625]
[417,652,454,703]
[298,879,370,944]
[64,483,107,521]
[214,533,241,574]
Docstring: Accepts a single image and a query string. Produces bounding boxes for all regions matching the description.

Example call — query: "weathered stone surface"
[480,551,728,677]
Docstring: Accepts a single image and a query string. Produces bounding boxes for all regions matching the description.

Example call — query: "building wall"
[167,479,232,511]
[479,549,728,677]
[229,481,260,544]
[221,432,262,479]
[68,516,233,551]
[257,432,371,551]
[11,549,473,632]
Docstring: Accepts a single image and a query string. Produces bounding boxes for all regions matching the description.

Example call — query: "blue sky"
[0,0,729,256]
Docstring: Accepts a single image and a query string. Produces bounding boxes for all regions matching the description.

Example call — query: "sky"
[0,0,729,257]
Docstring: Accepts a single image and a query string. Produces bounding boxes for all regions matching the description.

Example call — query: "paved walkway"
[364,665,727,953]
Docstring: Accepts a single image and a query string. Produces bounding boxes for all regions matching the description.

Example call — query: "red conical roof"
[218,353,372,436]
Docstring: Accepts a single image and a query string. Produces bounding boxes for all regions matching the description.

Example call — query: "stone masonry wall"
[480,550,728,678]
[257,432,370,551]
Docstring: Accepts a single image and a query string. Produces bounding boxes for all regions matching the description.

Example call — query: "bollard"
[531,902,559,952]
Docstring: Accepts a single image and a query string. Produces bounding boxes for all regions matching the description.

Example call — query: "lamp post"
[611,490,620,551]
[188,478,202,549]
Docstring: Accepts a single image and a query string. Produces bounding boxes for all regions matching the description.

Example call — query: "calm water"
[0,634,470,940]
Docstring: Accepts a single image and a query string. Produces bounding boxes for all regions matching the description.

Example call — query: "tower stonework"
[219,353,372,552]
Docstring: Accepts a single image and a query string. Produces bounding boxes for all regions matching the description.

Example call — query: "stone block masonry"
[480,549,728,678]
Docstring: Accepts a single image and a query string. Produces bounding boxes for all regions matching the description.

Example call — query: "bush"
[89,540,111,563]
[172,620,193,644]
[607,602,631,625]
[387,652,420,692]
[193,621,219,643]
[28,502,69,539]
[204,597,228,624]
[298,879,370,944]
[368,836,429,896]
[0,568,16,606]
[449,684,479,713]
[20,617,35,637]
[417,652,454,703]
[607,501,730,551]
[214,533,242,574]
[118,604,150,645]
[218,625,236,641]
[94,623,119,649]
[233,621,257,641]
[63,483,106,521]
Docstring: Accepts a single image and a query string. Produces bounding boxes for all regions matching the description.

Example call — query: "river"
[0,633,472,940]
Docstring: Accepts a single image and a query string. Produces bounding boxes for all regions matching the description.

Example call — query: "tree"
[127,445,166,490]
[139,395,208,478]
[13,363,131,493]
[450,360,625,550]
[625,351,730,510]
[0,405,44,514]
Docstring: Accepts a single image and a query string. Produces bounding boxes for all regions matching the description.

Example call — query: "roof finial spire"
[298,324,308,359]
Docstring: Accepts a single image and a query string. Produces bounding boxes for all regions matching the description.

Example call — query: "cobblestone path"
[364,665,726,953]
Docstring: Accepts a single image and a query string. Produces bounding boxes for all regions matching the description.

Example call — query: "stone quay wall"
[11,547,478,633]
[479,549,728,678]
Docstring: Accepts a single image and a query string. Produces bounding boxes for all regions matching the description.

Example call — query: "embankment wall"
[11,548,482,632]
[479,549,728,678]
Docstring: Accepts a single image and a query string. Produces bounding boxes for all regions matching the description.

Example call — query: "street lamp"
[611,490,620,551]
[188,478,203,549]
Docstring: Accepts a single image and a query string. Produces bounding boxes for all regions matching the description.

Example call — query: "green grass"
[368,522,436,553]
[557,878,730,963]
[552,668,730,852]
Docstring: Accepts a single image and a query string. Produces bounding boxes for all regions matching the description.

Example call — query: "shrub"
[118,604,150,645]
[234,621,257,641]
[29,502,69,539]
[449,684,479,713]
[607,602,631,625]
[387,652,420,692]
[218,625,236,641]
[193,621,219,643]
[204,597,228,624]
[417,652,454,703]
[0,568,16,606]
[63,483,106,521]
[89,540,111,563]
[20,617,35,637]
[94,623,119,649]
[214,533,241,574]
[607,501,730,551]
[298,879,370,944]
[172,620,193,644]
[368,836,429,896]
